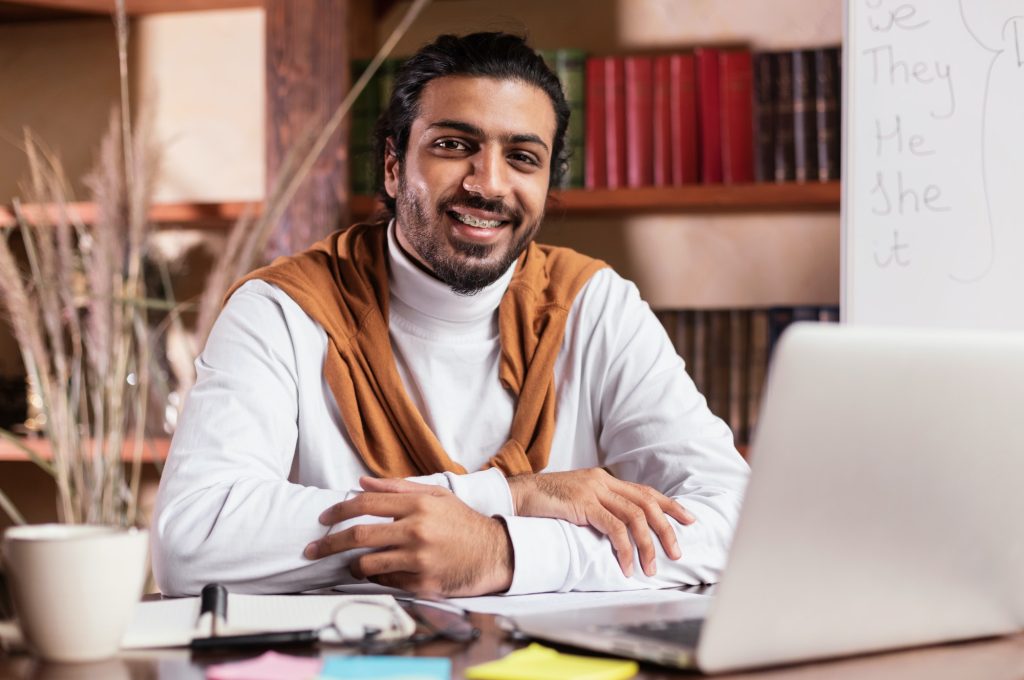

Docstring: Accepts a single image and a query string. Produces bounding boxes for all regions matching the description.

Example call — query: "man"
[152,33,748,597]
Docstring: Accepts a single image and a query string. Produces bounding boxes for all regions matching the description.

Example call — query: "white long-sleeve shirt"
[152,223,749,596]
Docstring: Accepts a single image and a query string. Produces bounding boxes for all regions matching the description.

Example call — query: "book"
[652,55,673,186]
[584,56,608,189]
[707,310,731,420]
[751,52,776,183]
[624,56,655,187]
[814,46,842,182]
[746,309,770,446]
[791,49,818,183]
[604,56,628,189]
[728,309,750,443]
[669,53,699,185]
[772,51,796,182]
[121,593,413,649]
[695,48,723,184]
[719,49,755,184]
[542,49,587,189]
[690,309,709,397]
[350,58,380,196]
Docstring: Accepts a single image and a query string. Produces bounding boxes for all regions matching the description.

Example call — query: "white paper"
[447,588,708,616]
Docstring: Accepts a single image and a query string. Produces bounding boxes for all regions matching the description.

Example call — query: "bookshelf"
[0,1,840,469]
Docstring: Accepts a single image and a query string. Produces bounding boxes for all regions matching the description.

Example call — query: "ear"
[383,137,400,199]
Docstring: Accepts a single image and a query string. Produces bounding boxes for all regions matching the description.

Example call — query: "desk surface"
[2,613,1024,679]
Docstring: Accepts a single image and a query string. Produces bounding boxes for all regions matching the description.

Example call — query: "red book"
[720,49,755,184]
[584,57,607,189]
[624,56,654,187]
[652,56,672,186]
[669,53,698,185]
[695,47,723,184]
[603,57,627,189]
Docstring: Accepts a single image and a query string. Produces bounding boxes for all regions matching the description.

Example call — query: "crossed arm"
[303,469,696,596]
[152,278,748,597]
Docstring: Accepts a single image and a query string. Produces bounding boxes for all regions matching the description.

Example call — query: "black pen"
[189,583,320,651]
[190,628,320,650]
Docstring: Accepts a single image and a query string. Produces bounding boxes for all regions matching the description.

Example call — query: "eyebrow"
[427,119,550,153]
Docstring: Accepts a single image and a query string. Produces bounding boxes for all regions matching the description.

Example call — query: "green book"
[541,49,587,189]
[350,58,380,196]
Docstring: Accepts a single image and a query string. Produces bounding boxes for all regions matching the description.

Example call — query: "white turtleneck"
[152,222,749,597]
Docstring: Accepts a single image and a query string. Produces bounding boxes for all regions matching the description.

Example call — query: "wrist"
[506,474,530,515]
[483,516,514,594]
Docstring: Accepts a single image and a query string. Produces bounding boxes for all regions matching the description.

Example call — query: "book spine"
[814,46,841,182]
[772,52,796,182]
[350,59,380,196]
[546,49,588,189]
[652,55,673,186]
[719,49,755,184]
[791,49,818,183]
[604,57,628,189]
[669,53,699,185]
[695,48,723,184]
[728,309,750,444]
[624,56,655,187]
[752,52,776,183]
[708,310,731,420]
[584,57,608,189]
[691,309,709,397]
[746,309,770,446]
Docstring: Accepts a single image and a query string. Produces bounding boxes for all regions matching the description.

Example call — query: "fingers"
[586,506,635,577]
[319,491,430,526]
[351,550,420,579]
[304,521,405,559]
[602,491,658,576]
[616,484,684,561]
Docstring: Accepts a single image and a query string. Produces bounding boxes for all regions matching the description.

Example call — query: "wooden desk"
[2,613,1023,679]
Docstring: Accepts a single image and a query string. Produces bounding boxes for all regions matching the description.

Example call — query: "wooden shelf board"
[1,183,838,232]
[351,182,840,220]
[0,436,169,462]
[0,200,259,229]
[0,0,261,20]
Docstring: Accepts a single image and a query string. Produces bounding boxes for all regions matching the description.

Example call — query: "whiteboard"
[843,0,1024,328]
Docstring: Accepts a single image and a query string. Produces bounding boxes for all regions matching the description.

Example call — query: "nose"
[462,148,510,199]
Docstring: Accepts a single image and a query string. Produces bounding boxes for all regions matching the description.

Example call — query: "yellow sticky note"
[465,643,638,680]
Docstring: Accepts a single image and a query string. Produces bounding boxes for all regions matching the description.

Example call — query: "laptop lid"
[696,323,1024,673]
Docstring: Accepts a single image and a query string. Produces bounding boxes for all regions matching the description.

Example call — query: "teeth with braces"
[453,212,503,228]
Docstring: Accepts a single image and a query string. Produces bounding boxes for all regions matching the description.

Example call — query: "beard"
[395,177,542,296]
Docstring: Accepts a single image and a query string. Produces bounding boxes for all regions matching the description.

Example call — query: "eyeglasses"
[324,597,479,652]
[397,597,480,645]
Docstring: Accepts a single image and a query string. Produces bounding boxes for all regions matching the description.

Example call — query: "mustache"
[438,194,523,223]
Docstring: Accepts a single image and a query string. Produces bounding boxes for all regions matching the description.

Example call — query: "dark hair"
[372,32,571,215]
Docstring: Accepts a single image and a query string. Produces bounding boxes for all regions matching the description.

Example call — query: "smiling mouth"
[447,209,509,229]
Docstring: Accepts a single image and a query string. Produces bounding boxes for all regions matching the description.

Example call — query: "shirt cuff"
[502,516,571,595]
[442,468,515,517]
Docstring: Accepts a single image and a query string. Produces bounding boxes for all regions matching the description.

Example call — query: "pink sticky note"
[205,651,323,680]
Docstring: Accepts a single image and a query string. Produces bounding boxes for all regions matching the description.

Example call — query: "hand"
[305,477,513,597]
[507,468,695,577]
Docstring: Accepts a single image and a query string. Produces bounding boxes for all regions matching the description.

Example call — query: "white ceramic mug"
[1,524,148,663]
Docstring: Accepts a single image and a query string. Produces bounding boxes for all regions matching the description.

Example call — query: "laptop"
[513,323,1024,673]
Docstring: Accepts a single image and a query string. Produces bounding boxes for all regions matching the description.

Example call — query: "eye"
[434,138,469,152]
[509,151,541,167]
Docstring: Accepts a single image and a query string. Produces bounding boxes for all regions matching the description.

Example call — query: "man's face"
[384,75,556,295]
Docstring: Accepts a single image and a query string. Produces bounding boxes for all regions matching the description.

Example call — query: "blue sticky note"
[320,655,450,680]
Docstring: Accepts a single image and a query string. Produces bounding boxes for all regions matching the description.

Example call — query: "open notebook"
[122,593,415,649]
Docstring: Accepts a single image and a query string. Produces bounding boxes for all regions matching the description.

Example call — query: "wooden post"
[264,0,373,260]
